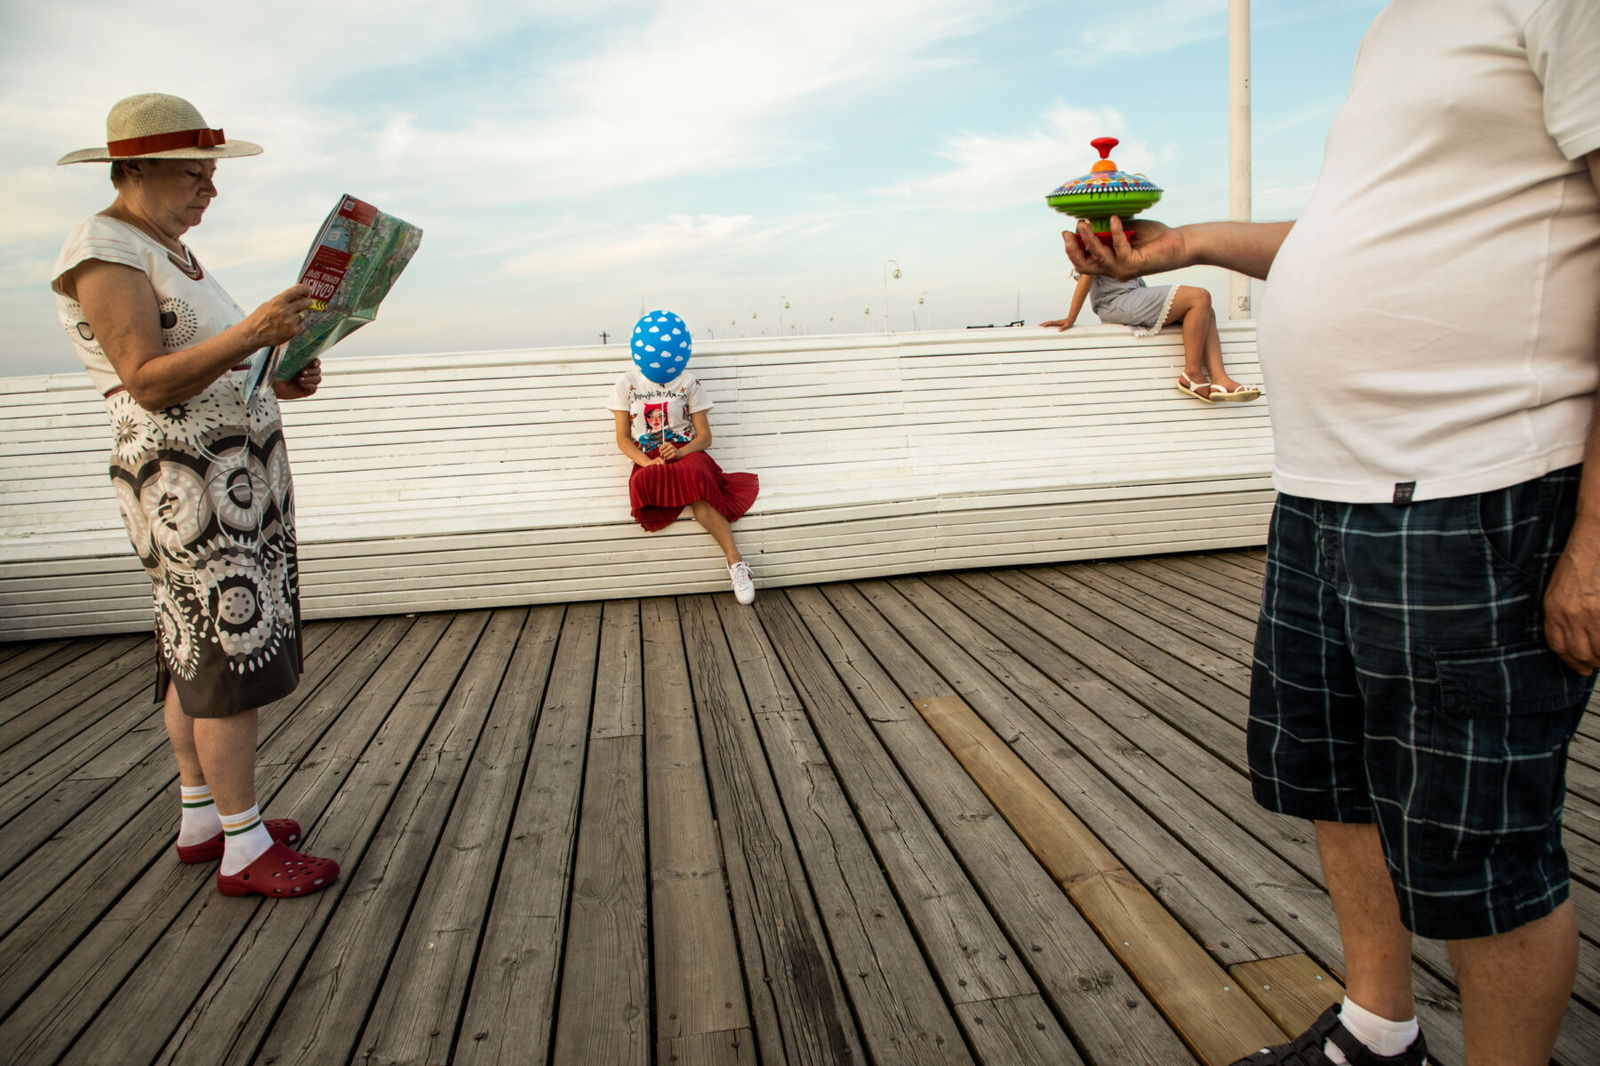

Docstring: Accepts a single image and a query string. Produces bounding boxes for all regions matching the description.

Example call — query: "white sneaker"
[728,561,756,604]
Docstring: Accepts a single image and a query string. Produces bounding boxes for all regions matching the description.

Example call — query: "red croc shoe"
[216,841,339,898]
[175,818,303,864]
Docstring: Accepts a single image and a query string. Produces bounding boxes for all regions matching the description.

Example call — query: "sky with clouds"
[0,0,1385,378]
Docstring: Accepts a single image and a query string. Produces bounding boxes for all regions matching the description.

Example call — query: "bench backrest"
[1,323,1272,638]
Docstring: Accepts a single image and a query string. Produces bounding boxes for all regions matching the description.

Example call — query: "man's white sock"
[1326,997,1421,1062]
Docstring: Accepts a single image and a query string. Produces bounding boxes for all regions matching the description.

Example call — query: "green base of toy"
[1046,188,1162,224]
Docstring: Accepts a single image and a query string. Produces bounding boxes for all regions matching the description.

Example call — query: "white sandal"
[1209,382,1261,402]
[1176,373,1216,402]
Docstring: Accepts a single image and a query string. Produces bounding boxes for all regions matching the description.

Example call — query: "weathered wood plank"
[552,600,650,1066]
[714,594,971,1063]
[1065,561,1258,667]
[954,993,1095,1066]
[1228,954,1344,1038]
[805,583,1195,1062]
[0,612,454,1065]
[0,620,351,926]
[449,604,600,1066]
[658,1028,759,1065]
[679,594,867,1065]
[331,609,542,1066]
[150,605,451,1062]
[6,552,1600,1063]
[0,636,111,704]
[949,571,1250,775]
[902,572,1470,1064]
[855,576,1301,965]
[0,644,154,826]
[997,568,1250,727]
[1105,558,1261,648]
[91,612,492,1066]
[915,693,1292,1065]
[640,596,753,1057]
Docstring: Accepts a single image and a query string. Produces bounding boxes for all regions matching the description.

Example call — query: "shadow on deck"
[2,551,1599,1064]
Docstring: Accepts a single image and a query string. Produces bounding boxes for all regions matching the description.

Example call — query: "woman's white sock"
[177,784,221,846]
[218,804,274,875]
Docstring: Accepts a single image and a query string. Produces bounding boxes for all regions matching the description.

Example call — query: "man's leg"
[1318,820,1416,1022]
[1448,899,1577,1065]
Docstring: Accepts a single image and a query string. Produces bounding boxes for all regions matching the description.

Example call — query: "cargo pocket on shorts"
[1420,641,1588,863]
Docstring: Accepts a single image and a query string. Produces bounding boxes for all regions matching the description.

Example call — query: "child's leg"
[1165,286,1247,392]
[691,499,743,565]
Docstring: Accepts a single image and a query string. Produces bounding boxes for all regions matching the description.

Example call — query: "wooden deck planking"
[678,595,866,1065]
[709,591,971,1063]
[0,551,1597,1064]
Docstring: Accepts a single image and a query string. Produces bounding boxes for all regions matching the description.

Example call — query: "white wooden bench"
[0,323,1274,639]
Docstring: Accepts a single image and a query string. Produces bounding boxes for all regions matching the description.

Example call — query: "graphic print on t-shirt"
[638,401,690,452]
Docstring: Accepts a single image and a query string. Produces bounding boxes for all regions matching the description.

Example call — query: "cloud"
[1055,0,1382,66]
[504,213,833,276]
[375,0,1003,203]
[880,102,1133,212]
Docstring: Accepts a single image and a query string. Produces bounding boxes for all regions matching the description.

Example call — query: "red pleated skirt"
[628,450,759,532]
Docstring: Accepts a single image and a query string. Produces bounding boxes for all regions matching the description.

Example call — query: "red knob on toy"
[1091,137,1119,159]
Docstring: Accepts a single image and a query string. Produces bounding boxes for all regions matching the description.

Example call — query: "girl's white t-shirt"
[607,369,714,452]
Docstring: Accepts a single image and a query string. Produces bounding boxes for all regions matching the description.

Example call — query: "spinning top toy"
[1046,137,1163,242]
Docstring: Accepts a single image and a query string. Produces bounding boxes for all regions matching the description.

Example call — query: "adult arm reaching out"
[1062,216,1296,283]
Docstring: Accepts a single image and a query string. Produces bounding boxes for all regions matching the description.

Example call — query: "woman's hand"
[657,441,679,461]
[273,358,322,400]
[243,284,315,350]
[1039,317,1075,331]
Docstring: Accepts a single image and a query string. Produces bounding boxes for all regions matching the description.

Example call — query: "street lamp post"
[882,260,902,333]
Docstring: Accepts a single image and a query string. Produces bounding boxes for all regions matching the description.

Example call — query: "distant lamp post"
[882,260,902,333]
[778,296,790,334]
[912,292,929,330]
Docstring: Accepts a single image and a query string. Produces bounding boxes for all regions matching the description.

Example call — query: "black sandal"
[1229,1004,1428,1065]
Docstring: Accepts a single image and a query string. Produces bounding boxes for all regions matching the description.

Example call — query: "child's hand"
[1040,318,1074,332]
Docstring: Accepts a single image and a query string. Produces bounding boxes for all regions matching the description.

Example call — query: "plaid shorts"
[1248,467,1594,940]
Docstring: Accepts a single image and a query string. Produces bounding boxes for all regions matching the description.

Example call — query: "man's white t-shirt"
[1258,0,1600,503]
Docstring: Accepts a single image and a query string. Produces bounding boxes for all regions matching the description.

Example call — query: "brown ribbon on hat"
[106,127,227,158]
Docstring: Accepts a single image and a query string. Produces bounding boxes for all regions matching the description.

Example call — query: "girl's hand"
[1040,317,1074,332]
[273,358,322,400]
[657,441,678,461]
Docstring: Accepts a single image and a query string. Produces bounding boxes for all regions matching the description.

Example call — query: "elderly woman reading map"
[51,92,339,898]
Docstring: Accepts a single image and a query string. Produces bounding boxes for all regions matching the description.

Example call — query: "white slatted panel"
[0,323,1272,638]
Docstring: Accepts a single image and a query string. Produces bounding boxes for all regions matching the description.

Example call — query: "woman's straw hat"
[58,92,263,165]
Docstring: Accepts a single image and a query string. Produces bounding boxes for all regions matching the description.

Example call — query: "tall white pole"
[1229,0,1252,319]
